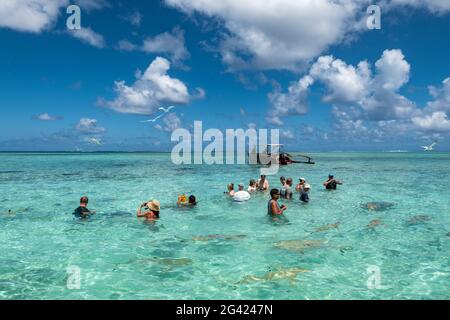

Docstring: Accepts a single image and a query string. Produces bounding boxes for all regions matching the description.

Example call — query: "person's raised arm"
[137,203,147,217]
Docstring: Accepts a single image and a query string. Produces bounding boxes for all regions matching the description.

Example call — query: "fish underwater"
[117,257,193,272]
[406,215,431,226]
[237,268,309,285]
[192,235,247,242]
[149,257,193,267]
[273,239,326,253]
[315,222,340,233]
[361,202,395,212]
[367,219,383,230]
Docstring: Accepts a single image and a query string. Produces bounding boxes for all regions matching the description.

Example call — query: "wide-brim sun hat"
[146,200,160,212]
[304,184,311,189]
[299,178,306,181]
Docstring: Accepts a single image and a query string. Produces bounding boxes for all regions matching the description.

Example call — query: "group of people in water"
[224,174,342,215]
[73,174,343,220]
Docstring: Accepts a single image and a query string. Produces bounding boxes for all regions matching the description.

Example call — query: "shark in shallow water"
[192,234,247,242]
[273,239,326,253]
[361,202,395,212]
[406,215,431,226]
[237,268,310,285]
[315,222,340,233]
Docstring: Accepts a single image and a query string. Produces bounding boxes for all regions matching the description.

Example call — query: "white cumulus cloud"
[0,0,67,33]
[33,113,63,121]
[388,0,450,14]
[102,57,200,115]
[412,112,450,132]
[165,0,365,71]
[117,28,190,66]
[69,27,106,48]
[268,49,417,125]
[76,118,106,134]
[0,0,108,33]
[267,75,314,125]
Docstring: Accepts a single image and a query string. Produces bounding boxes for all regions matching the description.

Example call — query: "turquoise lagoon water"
[0,152,449,300]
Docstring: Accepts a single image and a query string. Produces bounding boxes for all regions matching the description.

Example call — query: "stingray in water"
[273,239,326,253]
[237,268,309,285]
[315,222,340,233]
[361,202,395,212]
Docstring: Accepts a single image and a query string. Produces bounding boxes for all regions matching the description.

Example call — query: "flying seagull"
[421,141,437,151]
[141,114,164,123]
[159,105,175,113]
[141,106,176,123]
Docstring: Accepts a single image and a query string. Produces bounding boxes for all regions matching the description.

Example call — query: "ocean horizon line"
[0,150,448,154]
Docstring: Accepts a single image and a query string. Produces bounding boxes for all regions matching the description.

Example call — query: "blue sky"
[0,0,450,151]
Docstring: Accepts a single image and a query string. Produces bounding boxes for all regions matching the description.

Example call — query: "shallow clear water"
[0,152,449,300]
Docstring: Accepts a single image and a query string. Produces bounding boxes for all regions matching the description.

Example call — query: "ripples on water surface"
[0,152,449,299]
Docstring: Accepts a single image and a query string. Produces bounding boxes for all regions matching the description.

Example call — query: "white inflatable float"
[233,191,251,202]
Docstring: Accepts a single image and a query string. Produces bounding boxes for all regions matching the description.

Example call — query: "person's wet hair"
[270,189,280,197]
[80,196,89,204]
[189,195,197,204]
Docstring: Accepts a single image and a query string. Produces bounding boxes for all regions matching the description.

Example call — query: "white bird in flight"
[141,114,164,123]
[421,141,437,151]
[159,106,175,113]
[141,106,176,123]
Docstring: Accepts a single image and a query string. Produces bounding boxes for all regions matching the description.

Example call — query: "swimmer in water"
[73,196,94,218]
[280,178,293,199]
[268,189,287,216]
[226,183,236,197]
[178,195,197,207]
[258,175,270,191]
[300,184,311,203]
[323,175,343,190]
[296,178,306,192]
[137,200,160,220]
[248,179,257,193]
[234,183,251,202]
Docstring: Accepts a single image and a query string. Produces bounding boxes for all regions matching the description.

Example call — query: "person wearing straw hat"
[137,200,160,220]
